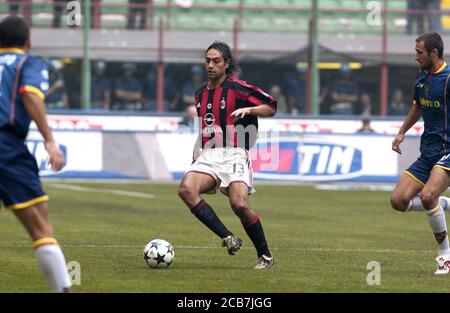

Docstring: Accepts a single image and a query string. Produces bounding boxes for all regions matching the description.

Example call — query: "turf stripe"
[46,183,155,199]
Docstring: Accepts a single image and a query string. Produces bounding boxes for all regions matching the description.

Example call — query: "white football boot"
[254,254,274,269]
[435,255,450,275]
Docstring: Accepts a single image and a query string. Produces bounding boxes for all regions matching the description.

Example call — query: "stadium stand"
[0,0,411,35]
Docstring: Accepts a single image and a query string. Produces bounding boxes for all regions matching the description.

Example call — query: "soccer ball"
[143,239,174,269]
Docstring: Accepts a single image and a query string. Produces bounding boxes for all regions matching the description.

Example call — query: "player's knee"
[390,194,408,212]
[177,185,189,201]
[420,190,439,209]
[178,184,196,202]
[230,199,250,215]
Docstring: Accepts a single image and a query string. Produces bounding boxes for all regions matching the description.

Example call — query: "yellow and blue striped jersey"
[0,48,48,140]
[413,62,450,157]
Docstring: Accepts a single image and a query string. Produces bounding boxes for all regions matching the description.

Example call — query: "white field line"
[314,184,396,192]
[46,183,155,199]
[12,243,432,254]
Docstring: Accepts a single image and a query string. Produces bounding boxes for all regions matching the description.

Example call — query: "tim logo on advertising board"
[251,138,362,181]
[26,140,67,176]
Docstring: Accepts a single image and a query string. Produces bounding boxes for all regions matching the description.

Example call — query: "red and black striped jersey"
[195,76,277,150]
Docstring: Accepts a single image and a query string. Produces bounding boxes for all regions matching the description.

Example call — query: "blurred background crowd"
[4,0,449,118]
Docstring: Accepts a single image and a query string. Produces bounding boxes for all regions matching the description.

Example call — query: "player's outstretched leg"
[425,204,450,274]
[390,173,423,212]
[228,182,273,269]
[421,167,450,274]
[13,202,72,292]
[179,172,239,253]
[189,199,235,240]
[243,215,274,269]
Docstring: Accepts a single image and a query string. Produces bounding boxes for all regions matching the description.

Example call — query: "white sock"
[407,195,450,211]
[34,242,72,292]
[406,195,424,211]
[427,205,450,255]
[440,196,450,211]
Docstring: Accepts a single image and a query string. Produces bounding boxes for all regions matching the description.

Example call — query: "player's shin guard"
[32,237,72,292]
[427,205,450,255]
[191,199,233,239]
[242,214,271,258]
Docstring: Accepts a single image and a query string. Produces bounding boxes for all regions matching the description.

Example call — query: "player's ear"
[225,58,230,69]
[431,48,439,58]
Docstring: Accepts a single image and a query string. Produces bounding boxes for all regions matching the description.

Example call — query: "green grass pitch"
[1,181,450,292]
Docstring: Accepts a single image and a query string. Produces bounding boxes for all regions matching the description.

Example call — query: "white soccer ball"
[143,239,175,269]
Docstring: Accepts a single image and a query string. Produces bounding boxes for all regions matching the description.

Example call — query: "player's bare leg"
[178,172,236,248]
[419,167,450,274]
[390,173,424,212]
[13,202,72,292]
[178,171,216,208]
[420,167,450,211]
[391,172,450,212]
[228,182,273,269]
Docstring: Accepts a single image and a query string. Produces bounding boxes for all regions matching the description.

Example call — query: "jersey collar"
[0,48,25,54]
[431,61,447,74]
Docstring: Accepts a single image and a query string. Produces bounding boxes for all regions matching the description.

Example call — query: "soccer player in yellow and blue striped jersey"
[391,32,450,275]
[0,16,71,291]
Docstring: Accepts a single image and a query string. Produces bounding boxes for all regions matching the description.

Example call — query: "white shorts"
[185,147,255,196]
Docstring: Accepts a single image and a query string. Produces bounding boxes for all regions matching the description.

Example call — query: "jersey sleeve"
[244,83,277,112]
[18,56,49,101]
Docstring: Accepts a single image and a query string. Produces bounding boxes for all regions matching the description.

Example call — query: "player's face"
[205,49,229,81]
[415,40,433,70]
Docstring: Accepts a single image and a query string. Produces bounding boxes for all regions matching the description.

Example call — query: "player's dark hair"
[416,32,444,58]
[0,16,30,48]
[206,41,239,76]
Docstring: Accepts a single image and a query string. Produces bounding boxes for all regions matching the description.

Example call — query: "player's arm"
[22,92,65,171]
[231,85,277,120]
[392,101,422,154]
[192,112,202,163]
[192,132,202,163]
[231,104,275,121]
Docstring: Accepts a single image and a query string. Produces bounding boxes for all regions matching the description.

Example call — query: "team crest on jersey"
[197,102,201,108]
[207,103,212,109]
[220,98,226,109]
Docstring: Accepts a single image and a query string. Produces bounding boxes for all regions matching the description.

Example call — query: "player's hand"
[231,108,252,123]
[44,141,65,172]
[392,133,405,154]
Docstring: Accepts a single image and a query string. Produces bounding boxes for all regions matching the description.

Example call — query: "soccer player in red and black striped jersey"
[178,41,276,269]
